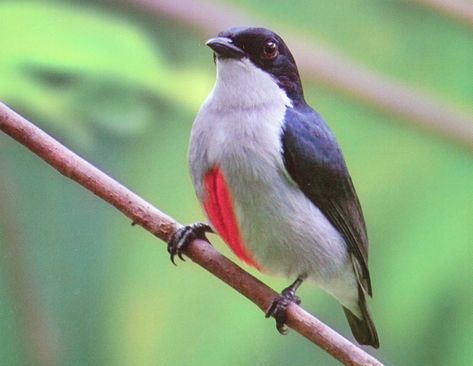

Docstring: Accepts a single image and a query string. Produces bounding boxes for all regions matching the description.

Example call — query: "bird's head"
[206,27,304,107]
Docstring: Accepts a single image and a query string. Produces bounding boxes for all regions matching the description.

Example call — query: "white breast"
[189,57,291,197]
[189,57,358,310]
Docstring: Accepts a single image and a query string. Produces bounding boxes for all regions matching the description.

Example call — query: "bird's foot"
[167,222,213,265]
[265,277,304,335]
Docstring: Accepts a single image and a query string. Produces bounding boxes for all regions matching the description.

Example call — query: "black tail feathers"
[343,287,379,348]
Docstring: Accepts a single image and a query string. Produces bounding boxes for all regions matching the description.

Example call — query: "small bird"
[169,26,379,348]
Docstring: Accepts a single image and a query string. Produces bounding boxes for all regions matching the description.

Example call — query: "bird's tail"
[343,285,379,348]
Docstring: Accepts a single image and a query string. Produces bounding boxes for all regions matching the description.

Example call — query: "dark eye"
[262,41,278,60]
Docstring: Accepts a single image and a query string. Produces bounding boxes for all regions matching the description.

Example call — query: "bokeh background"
[1,1,472,365]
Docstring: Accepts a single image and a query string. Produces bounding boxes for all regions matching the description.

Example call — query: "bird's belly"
[191,104,357,306]
[231,169,358,307]
[211,159,351,288]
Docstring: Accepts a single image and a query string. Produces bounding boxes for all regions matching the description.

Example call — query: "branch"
[0,102,383,366]
[114,0,473,150]
[0,167,59,366]
[414,0,473,28]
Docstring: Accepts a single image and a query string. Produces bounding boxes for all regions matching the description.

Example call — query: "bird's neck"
[208,58,293,110]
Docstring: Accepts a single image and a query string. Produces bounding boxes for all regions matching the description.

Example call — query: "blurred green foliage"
[0,1,472,365]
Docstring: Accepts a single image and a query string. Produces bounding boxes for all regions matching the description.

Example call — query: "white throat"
[207,58,292,110]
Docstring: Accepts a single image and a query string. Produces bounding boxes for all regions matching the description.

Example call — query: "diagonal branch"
[414,0,473,28]
[0,102,383,366]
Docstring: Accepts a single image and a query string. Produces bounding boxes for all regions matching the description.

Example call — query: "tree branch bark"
[414,0,473,28]
[0,165,59,366]
[0,102,383,365]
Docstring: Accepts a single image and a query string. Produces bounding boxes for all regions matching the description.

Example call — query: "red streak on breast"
[203,167,260,269]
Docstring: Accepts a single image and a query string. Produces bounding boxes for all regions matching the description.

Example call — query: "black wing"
[281,105,372,295]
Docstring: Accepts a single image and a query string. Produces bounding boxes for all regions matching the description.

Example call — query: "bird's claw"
[167,222,213,265]
[265,281,302,335]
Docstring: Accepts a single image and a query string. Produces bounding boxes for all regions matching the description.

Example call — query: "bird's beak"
[206,37,245,59]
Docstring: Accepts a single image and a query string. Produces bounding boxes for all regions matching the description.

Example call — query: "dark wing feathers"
[281,106,372,296]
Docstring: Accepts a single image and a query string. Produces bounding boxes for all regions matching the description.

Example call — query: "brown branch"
[0,104,384,366]
[114,0,473,150]
[0,166,59,366]
[414,0,473,28]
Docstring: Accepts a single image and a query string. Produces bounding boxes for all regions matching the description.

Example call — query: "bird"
[168,26,379,348]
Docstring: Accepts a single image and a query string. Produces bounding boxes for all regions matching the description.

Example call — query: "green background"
[1,1,472,365]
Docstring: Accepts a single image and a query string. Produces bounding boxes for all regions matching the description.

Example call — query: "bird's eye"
[262,41,278,60]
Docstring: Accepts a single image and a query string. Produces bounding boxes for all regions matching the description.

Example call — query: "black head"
[206,27,304,104]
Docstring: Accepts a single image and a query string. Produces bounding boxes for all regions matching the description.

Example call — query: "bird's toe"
[167,222,213,265]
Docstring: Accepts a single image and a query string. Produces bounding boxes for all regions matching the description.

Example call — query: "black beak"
[206,37,245,59]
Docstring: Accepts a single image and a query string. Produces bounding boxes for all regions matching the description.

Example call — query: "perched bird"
[169,26,379,348]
